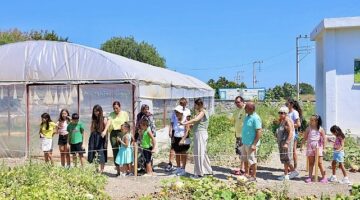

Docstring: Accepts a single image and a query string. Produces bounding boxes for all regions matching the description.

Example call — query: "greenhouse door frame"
[25,82,136,159]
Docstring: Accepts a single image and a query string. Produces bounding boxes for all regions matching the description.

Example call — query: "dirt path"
[104,150,360,199]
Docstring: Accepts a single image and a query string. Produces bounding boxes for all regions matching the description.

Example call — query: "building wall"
[317,28,360,134]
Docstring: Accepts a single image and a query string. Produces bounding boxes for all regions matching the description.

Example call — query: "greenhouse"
[0,41,214,158]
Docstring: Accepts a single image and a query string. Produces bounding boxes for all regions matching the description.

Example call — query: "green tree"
[282,82,296,99]
[0,29,69,45]
[299,82,315,94]
[101,36,166,68]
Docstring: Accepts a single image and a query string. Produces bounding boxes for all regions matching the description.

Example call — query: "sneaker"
[340,177,351,185]
[305,177,312,183]
[176,168,186,176]
[320,178,328,183]
[172,167,181,174]
[190,175,203,179]
[247,177,257,182]
[278,175,290,181]
[126,172,134,176]
[143,173,153,177]
[328,175,338,182]
[289,171,299,179]
[165,163,173,172]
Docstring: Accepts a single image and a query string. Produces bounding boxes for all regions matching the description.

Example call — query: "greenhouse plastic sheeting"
[0,41,214,99]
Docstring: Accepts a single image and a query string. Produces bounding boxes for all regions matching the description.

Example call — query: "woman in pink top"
[301,114,327,183]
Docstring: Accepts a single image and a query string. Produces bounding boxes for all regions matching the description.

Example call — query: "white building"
[311,16,360,135]
[218,88,265,101]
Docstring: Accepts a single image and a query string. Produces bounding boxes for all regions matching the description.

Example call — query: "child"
[67,113,86,167]
[301,114,327,183]
[39,113,57,164]
[115,122,134,176]
[139,119,157,176]
[328,125,350,184]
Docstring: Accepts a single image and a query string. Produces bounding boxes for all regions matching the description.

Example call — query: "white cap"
[174,105,184,113]
[279,106,289,114]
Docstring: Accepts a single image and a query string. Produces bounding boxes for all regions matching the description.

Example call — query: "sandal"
[231,169,245,175]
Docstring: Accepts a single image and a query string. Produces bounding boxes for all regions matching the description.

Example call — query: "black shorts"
[58,135,68,146]
[173,137,190,153]
[70,142,85,155]
[142,147,153,164]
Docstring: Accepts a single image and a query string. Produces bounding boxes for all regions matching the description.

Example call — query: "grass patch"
[0,162,110,200]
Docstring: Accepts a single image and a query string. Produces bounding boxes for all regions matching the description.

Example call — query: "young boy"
[67,113,85,167]
[139,119,157,176]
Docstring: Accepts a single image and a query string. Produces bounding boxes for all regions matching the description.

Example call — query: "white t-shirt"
[56,121,69,135]
[174,122,186,138]
[288,110,299,124]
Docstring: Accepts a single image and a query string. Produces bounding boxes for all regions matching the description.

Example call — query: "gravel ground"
[104,150,360,199]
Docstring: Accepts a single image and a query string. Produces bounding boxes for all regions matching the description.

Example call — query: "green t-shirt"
[141,130,152,149]
[67,122,85,144]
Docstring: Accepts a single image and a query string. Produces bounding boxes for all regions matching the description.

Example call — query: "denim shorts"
[333,151,344,163]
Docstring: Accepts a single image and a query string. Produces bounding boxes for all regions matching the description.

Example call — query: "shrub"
[0,162,110,200]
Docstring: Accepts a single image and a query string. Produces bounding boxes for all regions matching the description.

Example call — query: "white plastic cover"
[0,41,214,99]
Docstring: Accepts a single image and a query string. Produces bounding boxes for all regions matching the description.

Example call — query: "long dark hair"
[113,101,121,107]
[312,114,322,130]
[330,125,345,139]
[92,104,105,132]
[58,109,70,123]
[41,113,52,130]
[194,98,204,110]
[288,99,303,119]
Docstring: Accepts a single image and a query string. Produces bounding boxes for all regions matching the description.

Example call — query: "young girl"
[328,125,350,184]
[301,114,327,183]
[39,113,57,164]
[88,105,108,173]
[57,109,71,168]
[115,122,134,176]
[172,105,191,176]
[139,119,157,176]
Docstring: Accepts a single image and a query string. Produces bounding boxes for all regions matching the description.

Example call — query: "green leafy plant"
[0,162,110,200]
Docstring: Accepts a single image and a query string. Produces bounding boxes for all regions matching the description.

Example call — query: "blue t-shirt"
[242,112,262,145]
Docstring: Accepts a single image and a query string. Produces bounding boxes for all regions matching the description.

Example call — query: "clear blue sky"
[1,1,359,88]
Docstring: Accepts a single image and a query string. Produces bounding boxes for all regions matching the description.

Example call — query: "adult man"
[241,102,262,182]
[232,96,246,175]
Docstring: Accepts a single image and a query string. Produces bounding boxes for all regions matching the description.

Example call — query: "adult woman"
[276,106,299,180]
[172,105,191,176]
[135,104,156,140]
[286,99,302,171]
[57,109,71,168]
[88,105,108,173]
[103,101,129,176]
[182,98,212,178]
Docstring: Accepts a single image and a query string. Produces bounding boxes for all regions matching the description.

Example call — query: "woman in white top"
[172,105,191,176]
[57,109,71,168]
[286,99,302,171]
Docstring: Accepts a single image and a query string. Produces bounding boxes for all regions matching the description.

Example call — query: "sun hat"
[174,105,184,113]
[279,106,289,114]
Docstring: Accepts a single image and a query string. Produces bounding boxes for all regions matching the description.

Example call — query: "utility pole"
[235,70,244,85]
[296,35,311,100]
[252,61,263,88]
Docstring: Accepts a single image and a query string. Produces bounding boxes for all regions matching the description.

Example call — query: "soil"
[103,150,360,200]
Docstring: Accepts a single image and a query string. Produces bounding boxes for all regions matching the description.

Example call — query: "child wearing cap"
[67,113,86,167]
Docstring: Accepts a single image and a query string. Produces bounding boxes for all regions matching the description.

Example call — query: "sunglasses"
[278,112,286,114]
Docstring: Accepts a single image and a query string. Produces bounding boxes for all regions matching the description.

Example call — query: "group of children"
[299,115,350,184]
[39,109,156,176]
